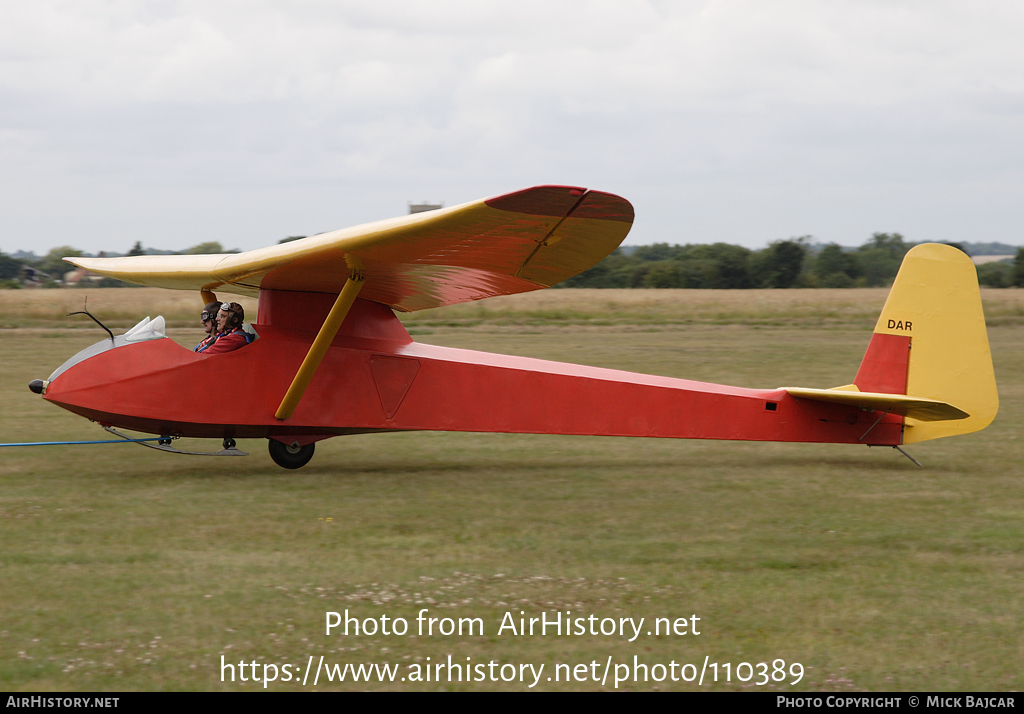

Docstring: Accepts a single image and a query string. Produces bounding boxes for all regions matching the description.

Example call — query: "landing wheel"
[268,439,315,470]
[158,436,172,446]
[223,437,236,450]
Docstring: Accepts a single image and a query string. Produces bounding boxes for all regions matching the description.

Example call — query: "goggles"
[201,311,214,321]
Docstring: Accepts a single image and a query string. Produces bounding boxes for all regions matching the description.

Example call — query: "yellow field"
[1,288,1023,691]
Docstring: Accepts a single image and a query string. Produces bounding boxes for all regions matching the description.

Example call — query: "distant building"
[409,202,443,214]
[21,266,52,287]
[63,266,104,285]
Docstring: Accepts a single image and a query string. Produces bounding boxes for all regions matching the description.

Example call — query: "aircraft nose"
[28,379,45,395]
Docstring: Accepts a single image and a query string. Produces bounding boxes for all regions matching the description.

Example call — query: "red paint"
[570,191,636,223]
[484,185,586,216]
[369,355,420,419]
[43,293,904,447]
[256,290,412,343]
[855,333,910,394]
[483,186,634,223]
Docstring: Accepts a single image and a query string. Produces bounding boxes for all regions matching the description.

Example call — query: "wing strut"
[275,271,365,420]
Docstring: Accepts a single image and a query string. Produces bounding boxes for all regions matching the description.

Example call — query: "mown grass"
[0,290,260,330]
[5,286,1024,330]
[1,290,1022,691]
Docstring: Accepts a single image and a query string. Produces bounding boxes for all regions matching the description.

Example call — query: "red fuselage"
[43,290,904,447]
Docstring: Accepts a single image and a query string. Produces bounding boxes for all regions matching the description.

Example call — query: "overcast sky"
[2,1,1023,255]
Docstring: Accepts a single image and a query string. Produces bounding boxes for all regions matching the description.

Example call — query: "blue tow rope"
[0,437,165,448]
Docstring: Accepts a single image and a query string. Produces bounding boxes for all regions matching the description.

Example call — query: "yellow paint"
[830,384,860,392]
[873,244,997,443]
[783,244,996,442]
[274,275,365,421]
[63,190,632,312]
[200,290,218,306]
[784,387,968,421]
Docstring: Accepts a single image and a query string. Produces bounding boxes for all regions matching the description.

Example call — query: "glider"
[28,185,997,469]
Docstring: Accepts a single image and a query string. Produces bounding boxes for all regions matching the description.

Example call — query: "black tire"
[222,437,236,450]
[268,439,315,470]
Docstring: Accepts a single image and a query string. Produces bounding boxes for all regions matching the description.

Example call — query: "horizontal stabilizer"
[783,387,969,422]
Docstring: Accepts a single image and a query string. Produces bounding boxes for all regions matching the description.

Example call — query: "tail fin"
[854,243,997,444]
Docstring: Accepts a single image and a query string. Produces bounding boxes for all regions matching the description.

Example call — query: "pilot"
[202,302,250,355]
[193,301,222,353]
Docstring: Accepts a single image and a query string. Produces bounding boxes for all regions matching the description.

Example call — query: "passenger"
[193,301,222,353]
[202,302,249,355]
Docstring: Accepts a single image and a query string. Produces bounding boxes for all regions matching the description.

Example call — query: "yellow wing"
[66,185,633,312]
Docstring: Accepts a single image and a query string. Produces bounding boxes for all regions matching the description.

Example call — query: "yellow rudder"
[873,243,997,444]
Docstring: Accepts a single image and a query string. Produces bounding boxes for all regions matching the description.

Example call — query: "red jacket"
[202,328,249,355]
[193,335,217,353]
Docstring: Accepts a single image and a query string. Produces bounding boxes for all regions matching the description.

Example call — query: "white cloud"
[1,0,1023,254]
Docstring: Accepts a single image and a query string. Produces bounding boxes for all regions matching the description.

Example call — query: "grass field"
[1,288,1023,691]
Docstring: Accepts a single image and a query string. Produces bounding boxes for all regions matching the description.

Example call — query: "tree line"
[3,235,1023,289]
[560,234,1024,289]
[0,241,237,289]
